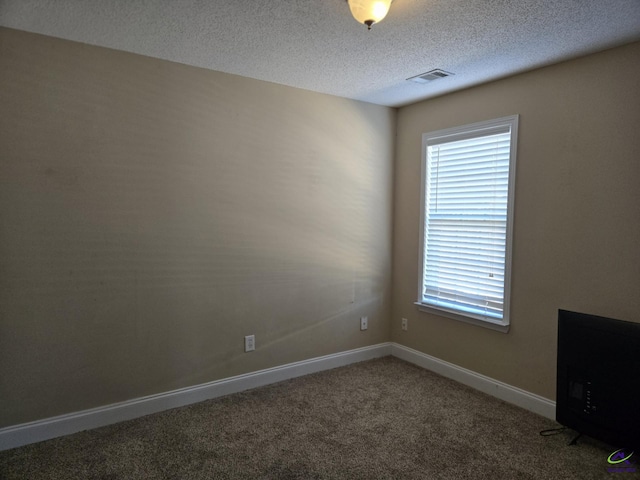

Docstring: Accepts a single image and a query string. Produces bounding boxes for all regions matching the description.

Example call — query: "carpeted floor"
[0,357,633,479]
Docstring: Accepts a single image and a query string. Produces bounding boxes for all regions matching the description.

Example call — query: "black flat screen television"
[556,309,640,448]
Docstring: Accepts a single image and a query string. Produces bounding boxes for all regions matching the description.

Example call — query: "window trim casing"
[415,115,519,333]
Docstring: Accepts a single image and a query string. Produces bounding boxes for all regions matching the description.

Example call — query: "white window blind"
[418,116,517,329]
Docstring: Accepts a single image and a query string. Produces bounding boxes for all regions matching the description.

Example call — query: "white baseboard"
[0,343,392,451]
[391,343,556,420]
[1,341,555,451]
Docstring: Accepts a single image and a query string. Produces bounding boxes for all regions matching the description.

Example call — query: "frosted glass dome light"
[347,0,393,30]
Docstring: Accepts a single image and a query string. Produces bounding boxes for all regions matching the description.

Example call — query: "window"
[416,116,518,332]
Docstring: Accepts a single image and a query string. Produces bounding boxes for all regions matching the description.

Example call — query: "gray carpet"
[0,357,632,479]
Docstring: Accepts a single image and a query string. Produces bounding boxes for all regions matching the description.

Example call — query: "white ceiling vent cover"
[407,69,454,84]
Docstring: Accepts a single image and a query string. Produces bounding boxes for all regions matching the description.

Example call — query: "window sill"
[414,302,510,333]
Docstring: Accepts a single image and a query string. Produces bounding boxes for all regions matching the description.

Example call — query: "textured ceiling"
[1,0,640,107]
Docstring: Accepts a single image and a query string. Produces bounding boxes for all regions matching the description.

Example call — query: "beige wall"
[2,24,639,430]
[392,42,640,399]
[0,28,396,427]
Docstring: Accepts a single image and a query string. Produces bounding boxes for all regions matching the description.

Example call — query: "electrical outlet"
[402,318,408,331]
[244,335,255,352]
[360,316,368,331]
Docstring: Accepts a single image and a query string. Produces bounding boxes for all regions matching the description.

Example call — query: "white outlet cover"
[244,335,255,352]
[360,316,368,330]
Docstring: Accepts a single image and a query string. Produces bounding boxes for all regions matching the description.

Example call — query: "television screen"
[556,309,640,448]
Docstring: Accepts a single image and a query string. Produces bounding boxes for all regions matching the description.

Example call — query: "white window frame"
[415,115,518,333]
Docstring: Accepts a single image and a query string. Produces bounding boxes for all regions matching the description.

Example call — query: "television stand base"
[568,432,582,446]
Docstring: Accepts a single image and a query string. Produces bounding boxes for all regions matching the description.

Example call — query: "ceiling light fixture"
[347,0,393,30]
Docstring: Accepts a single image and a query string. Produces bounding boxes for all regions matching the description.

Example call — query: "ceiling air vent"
[407,69,454,84]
